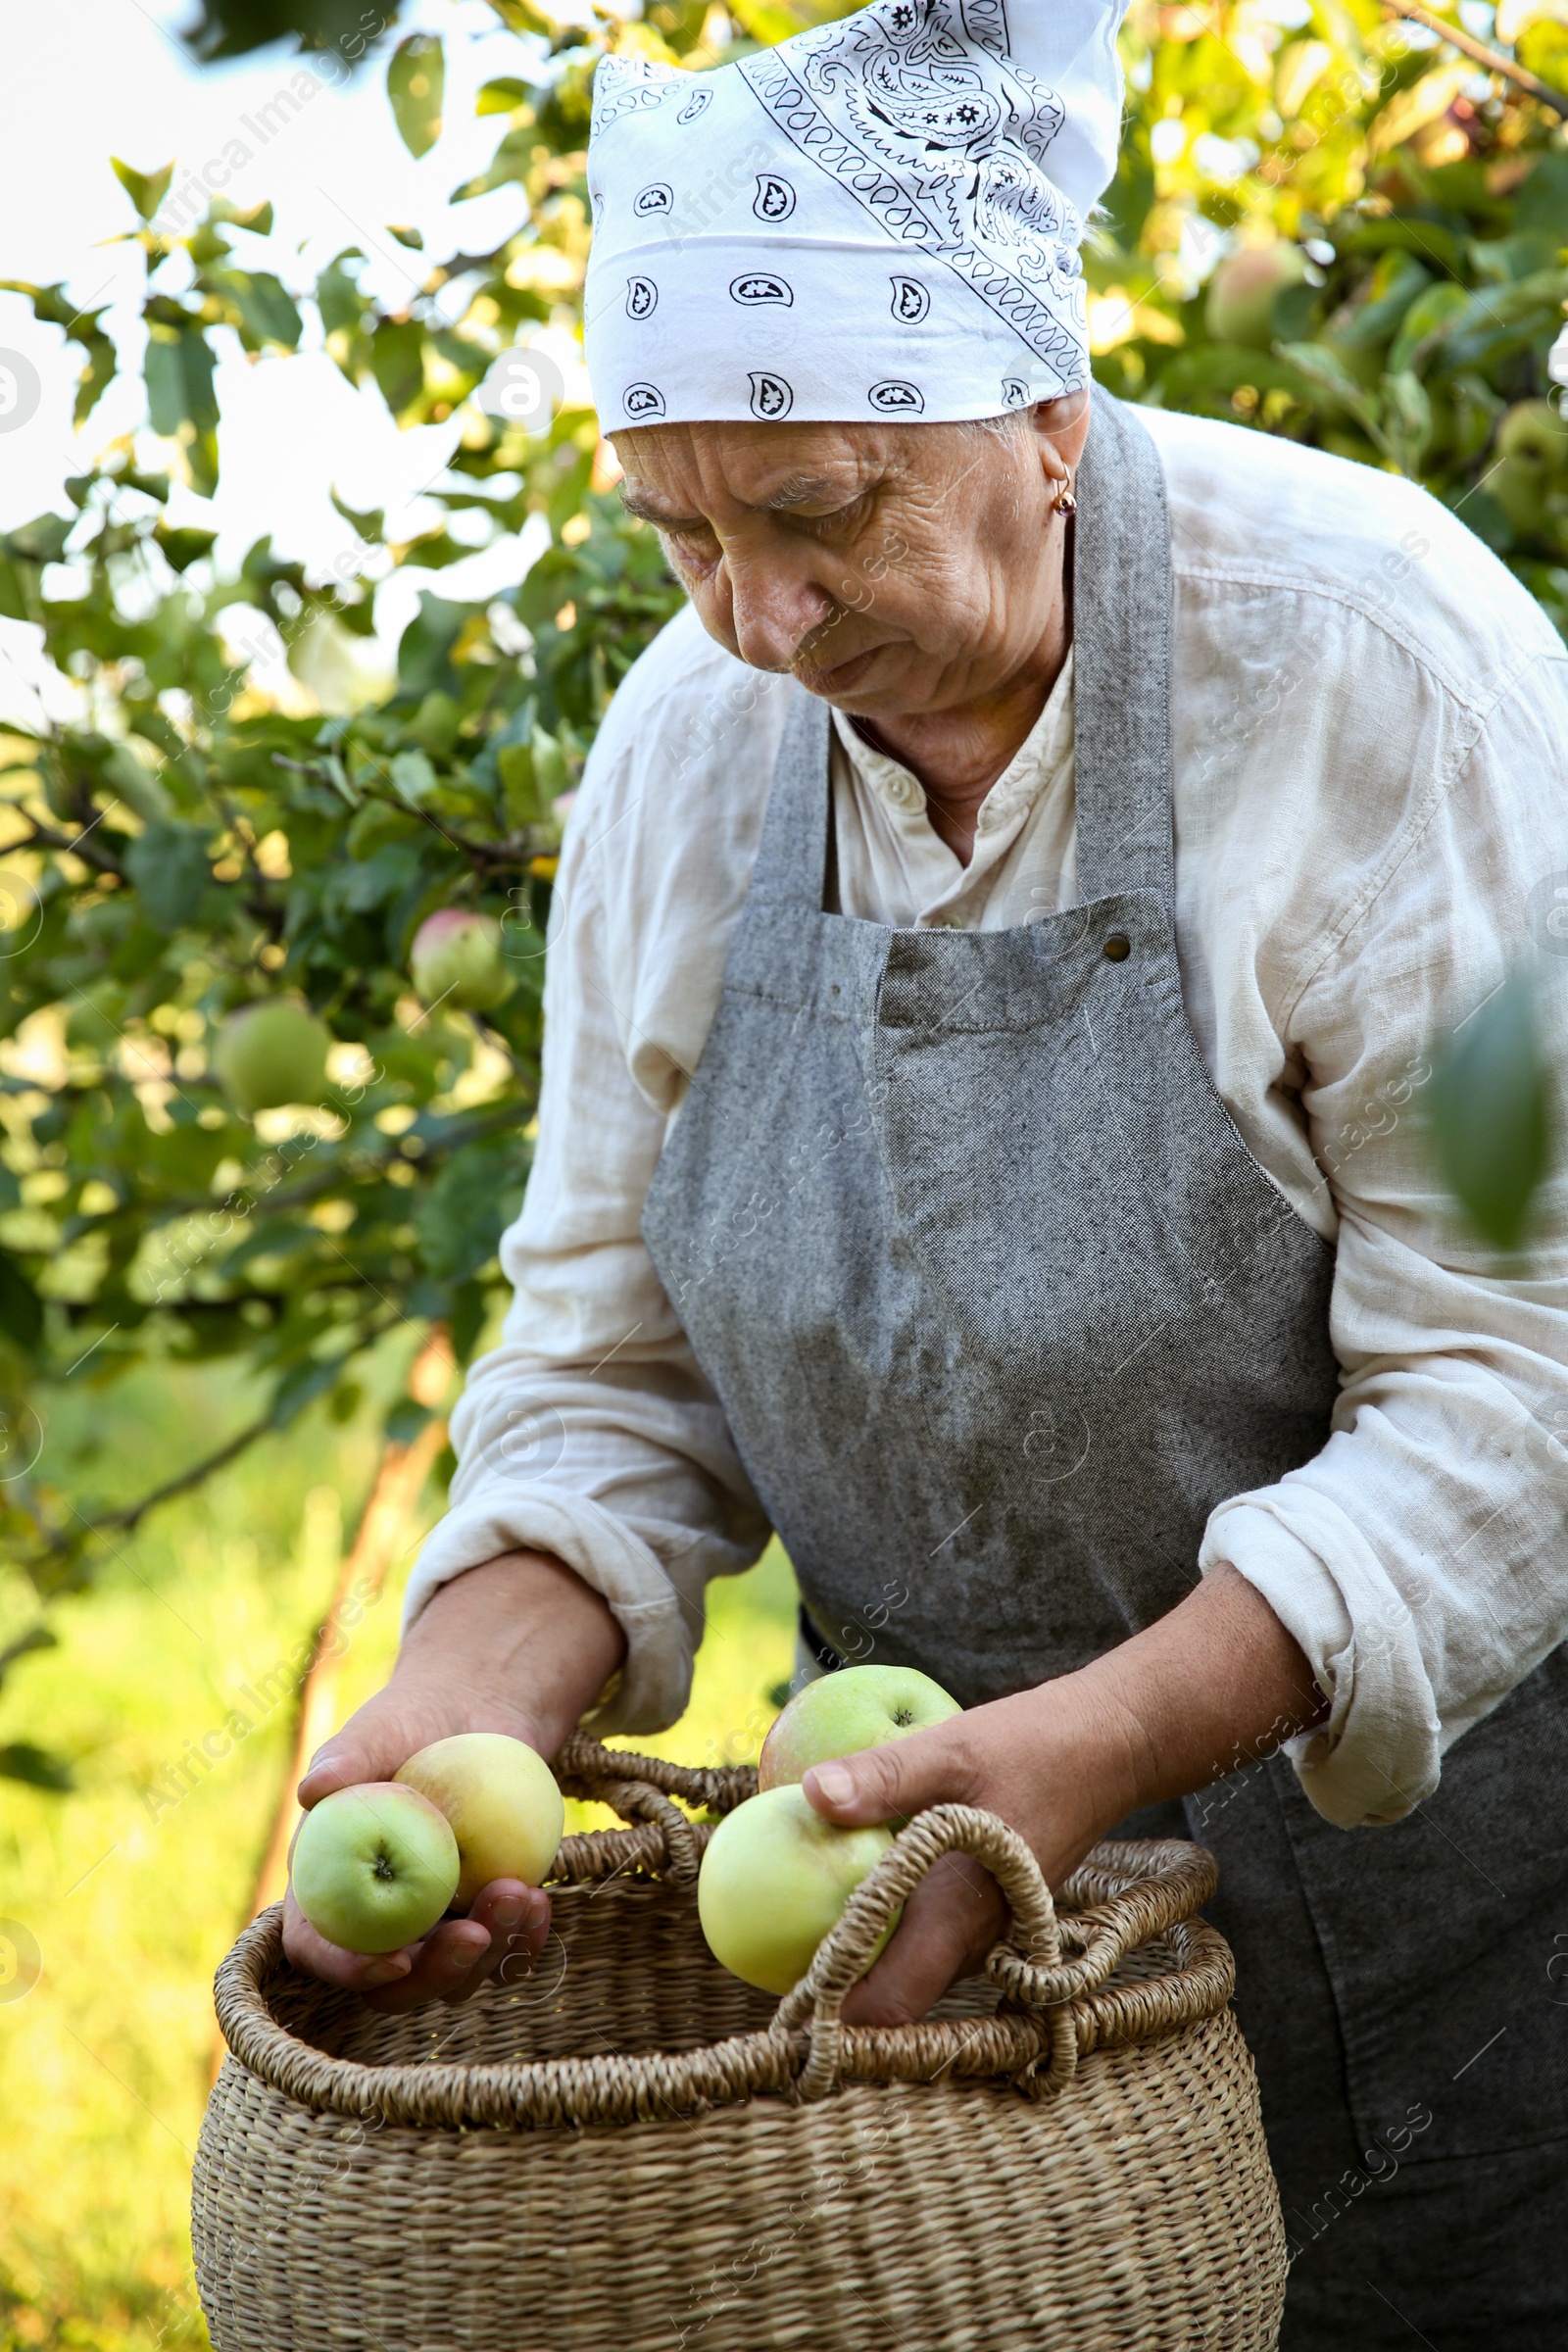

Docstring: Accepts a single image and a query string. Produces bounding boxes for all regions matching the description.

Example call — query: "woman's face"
[610,397,1089,722]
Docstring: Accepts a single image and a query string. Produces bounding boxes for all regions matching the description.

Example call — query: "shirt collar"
[830,648,1075,834]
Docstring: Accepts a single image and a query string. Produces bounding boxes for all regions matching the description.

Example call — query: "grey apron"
[642,392,1568,2347]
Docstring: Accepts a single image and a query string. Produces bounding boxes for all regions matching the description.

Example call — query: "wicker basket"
[193,1739,1286,2352]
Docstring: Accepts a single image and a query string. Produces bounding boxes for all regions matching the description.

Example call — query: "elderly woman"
[285,1,1568,2340]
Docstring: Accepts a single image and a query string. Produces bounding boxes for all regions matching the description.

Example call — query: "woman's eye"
[797,500,868,539]
[662,526,717,563]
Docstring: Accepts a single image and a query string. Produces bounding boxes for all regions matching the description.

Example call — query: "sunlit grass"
[0,1353,796,2350]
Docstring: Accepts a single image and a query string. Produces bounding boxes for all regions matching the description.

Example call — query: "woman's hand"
[279,1547,625,2010]
[802,1564,1326,2026]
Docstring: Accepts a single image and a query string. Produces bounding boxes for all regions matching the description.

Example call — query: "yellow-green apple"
[410,910,514,1013]
[697,1786,896,1994]
[1204,243,1308,350]
[213,1001,332,1113]
[394,1732,564,1907]
[290,1783,460,1954]
[759,1663,960,1790]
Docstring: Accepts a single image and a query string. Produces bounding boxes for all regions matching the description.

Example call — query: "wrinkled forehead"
[610,416,914,519]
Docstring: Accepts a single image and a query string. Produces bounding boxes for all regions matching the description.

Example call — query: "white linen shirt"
[407,407,1568,1833]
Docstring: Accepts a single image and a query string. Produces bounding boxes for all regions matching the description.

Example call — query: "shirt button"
[886,775,920,810]
[1103,934,1131,962]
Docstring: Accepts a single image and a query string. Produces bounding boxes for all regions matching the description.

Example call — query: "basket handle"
[551,1734,757,1885]
[774,1802,1079,2104]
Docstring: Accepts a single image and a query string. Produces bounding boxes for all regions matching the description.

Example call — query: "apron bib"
[642,391,1568,2346]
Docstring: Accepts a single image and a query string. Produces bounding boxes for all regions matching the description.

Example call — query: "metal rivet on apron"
[1103,934,1131,962]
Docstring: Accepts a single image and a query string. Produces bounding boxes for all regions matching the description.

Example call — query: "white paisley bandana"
[583,0,1130,429]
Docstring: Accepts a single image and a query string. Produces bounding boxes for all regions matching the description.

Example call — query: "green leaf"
[202,267,303,354]
[1428,971,1555,1251]
[451,125,534,202]
[145,326,220,439]
[387,224,424,251]
[0,1741,74,1792]
[123,820,215,931]
[397,593,471,699]
[0,1250,42,1351]
[1274,340,1376,421]
[209,197,274,237]
[476,76,531,116]
[389,748,437,805]
[317,250,368,343]
[111,156,175,222]
[63,730,174,822]
[388,34,445,159]
[1381,369,1433,475]
[415,1135,525,1282]
[370,317,425,420]
[0,1625,56,1691]
[0,281,118,426]
[497,738,540,824]
[6,513,72,566]
[330,489,386,545]
[154,523,218,574]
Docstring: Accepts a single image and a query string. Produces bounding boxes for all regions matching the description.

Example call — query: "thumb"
[297,1693,423,1808]
[802,1718,973,1829]
[297,1746,379,1808]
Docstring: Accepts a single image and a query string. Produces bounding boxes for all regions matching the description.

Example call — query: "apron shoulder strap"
[748,686,832,912]
[1072,390,1177,909]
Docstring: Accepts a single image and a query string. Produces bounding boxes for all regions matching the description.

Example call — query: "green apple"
[1496,397,1568,472]
[213,1001,332,1114]
[290,1783,460,1954]
[759,1663,961,1790]
[410,910,514,1013]
[1204,243,1308,350]
[394,1732,564,1908]
[698,1786,897,1995]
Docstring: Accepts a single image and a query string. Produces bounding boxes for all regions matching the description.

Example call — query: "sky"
[0,0,572,718]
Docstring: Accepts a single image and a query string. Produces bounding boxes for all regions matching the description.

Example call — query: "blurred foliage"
[1094,0,1568,629]
[0,0,1564,1783]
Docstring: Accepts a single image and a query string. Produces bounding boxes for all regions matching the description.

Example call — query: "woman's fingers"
[801,1715,979,1831]
[838,1851,1004,2027]
[280,1885,419,1992]
[363,1882,551,2014]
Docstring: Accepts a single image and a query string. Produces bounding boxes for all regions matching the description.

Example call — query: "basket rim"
[211,1744,1234,2132]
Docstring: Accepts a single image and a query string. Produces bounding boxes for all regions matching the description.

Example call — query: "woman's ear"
[1029,388,1093,498]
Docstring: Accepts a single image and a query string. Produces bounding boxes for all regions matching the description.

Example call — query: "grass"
[0,1347,798,2350]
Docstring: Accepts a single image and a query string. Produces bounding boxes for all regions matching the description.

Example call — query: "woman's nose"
[725,557,837,674]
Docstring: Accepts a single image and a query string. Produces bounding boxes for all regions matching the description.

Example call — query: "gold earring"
[1054,479,1077,516]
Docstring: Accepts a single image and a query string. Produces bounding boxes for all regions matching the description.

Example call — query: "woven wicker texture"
[193,1739,1287,2352]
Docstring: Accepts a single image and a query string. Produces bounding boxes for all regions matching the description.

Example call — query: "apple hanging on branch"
[410,909,515,1014]
[212,999,333,1114]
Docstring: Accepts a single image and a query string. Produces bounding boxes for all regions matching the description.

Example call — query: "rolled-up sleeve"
[1200,651,1568,1827]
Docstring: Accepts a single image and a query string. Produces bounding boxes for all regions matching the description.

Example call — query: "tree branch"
[93,1409,278,1536]
[1380,0,1568,117]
